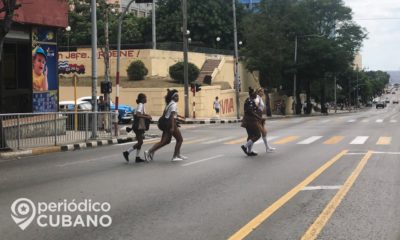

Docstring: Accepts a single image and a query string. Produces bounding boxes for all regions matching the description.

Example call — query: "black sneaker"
[249,151,258,156]
[241,145,249,156]
[123,151,129,162]
[135,157,146,163]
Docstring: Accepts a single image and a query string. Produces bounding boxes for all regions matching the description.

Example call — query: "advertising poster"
[32,27,58,112]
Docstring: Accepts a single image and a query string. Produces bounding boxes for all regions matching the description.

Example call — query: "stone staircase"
[196,59,221,83]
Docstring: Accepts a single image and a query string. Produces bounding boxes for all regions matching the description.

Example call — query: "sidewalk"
[0,109,358,160]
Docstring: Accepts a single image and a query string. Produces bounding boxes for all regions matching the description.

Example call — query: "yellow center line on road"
[323,136,344,145]
[183,137,211,145]
[376,137,391,145]
[227,150,348,240]
[301,151,373,240]
[224,137,248,145]
[272,136,299,145]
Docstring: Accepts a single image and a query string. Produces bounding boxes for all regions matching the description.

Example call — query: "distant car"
[376,102,386,109]
[366,101,373,107]
[77,96,134,123]
[392,92,396,94]
[385,98,390,103]
[59,101,92,111]
[393,100,399,104]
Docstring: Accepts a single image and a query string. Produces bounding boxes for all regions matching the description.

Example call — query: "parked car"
[59,101,92,111]
[366,101,373,107]
[77,96,135,123]
[393,99,399,104]
[376,101,386,109]
[59,101,94,130]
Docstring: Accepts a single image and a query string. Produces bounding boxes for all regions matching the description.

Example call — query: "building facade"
[0,0,68,113]
[108,0,154,17]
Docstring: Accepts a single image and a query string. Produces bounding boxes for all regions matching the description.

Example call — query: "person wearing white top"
[123,93,152,163]
[145,89,187,162]
[256,88,276,153]
[213,96,220,118]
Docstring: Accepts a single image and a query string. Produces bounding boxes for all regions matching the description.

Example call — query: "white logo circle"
[11,198,36,230]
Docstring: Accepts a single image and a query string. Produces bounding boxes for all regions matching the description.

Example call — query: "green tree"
[241,0,366,114]
[169,62,200,84]
[156,0,245,50]
[59,0,145,48]
[127,60,148,81]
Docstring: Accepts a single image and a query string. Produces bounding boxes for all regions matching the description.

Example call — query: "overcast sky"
[342,0,400,71]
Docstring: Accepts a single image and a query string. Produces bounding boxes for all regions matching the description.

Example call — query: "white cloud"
[343,0,400,70]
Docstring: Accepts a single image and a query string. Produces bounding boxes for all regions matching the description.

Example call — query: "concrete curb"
[0,137,141,160]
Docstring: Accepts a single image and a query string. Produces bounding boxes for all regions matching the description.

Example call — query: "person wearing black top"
[240,88,263,156]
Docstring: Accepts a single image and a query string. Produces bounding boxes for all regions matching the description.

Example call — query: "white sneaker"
[178,154,188,160]
[144,151,153,162]
[171,156,183,162]
[267,147,276,153]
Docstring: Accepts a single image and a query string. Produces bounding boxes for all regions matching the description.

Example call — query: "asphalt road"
[1,95,400,240]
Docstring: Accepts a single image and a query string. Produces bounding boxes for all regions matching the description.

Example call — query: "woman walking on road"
[144,89,187,162]
[255,88,276,152]
[123,93,152,163]
[241,87,263,156]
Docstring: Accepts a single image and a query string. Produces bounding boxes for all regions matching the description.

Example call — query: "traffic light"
[195,83,202,92]
[101,81,112,94]
[135,0,153,3]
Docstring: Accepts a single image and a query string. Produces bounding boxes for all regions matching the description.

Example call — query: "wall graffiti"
[220,98,234,114]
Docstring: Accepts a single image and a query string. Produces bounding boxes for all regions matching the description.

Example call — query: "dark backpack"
[157,103,173,131]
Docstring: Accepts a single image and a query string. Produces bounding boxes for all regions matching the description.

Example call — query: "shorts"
[215,108,220,114]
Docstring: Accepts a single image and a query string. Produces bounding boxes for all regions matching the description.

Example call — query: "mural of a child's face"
[33,54,46,76]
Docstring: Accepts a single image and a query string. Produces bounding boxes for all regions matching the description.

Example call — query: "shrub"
[169,62,200,84]
[127,60,148,81]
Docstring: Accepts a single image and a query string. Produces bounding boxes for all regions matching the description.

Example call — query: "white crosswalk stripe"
[255,136,279,145]
[347,119,356,123]
[350,136,369,145]
[202,136,236,144]
[376,119,384,123]
[390,119,397,123]
[361,119,369,123]
[297,136,323,145]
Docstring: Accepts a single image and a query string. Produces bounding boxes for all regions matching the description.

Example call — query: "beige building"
[58,48,260,118]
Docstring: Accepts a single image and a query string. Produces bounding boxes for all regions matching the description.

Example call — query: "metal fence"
[0,112,118,150]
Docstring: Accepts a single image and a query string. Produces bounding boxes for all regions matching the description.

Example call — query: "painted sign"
[220,98,235,114]
[58,61,86,75]
[58,50,138,60]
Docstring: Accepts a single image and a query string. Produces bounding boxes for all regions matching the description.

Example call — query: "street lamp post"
[182,0,190,118]
[116,0,136,123]
[232,0,240,120]
[65,26,71,54]
[293,34,323,114]
[91,0,98,138]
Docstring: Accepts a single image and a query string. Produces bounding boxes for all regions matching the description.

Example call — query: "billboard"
[32,27,58,112]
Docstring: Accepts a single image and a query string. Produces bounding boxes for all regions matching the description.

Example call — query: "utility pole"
[232,0,240,120]
[116,0,136,116]
[293,35,298,114]
[104,7,111,113]
[152,0,156,49]
[182,0,189,118]
[334,75,337,113]
[91,0,98,138]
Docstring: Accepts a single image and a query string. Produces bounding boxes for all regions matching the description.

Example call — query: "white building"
[107,0,154,17]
